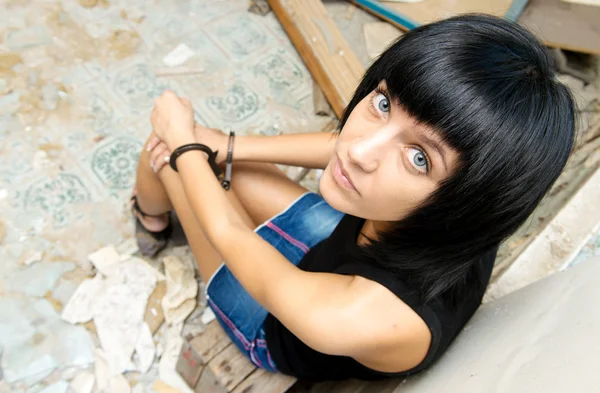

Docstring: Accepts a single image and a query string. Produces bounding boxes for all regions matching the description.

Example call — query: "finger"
[150,143,168,164]
[154,152,171,172]
[180,97,192,107]
[150,144,169,172]
[146,136,161,152]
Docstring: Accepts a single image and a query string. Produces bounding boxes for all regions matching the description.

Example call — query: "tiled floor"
[0,1,332,391]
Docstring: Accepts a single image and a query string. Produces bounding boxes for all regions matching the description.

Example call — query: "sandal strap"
[131,195,163,219]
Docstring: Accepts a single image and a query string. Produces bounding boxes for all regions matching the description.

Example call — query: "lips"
[334,156,358,193]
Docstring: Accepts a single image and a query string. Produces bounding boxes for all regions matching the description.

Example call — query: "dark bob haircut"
[340,14,576,304]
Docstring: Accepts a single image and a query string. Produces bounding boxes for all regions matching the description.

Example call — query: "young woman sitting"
[131,15,576,381]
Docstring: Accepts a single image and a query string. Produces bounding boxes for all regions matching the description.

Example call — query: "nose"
[347,128,391,173]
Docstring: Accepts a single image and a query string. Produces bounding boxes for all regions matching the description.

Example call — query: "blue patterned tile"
[91,136,142,190]
[22,173,92,228]
[205,13,276,61]
[148,29,229,77]
[249,48,311,107]
[180,0,245,25]
[195,81,263,130]
[101,59,172,114]
[135,5,201,51]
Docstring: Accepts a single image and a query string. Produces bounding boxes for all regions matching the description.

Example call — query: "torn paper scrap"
[39,381,69,393]
[153,380,186,393]
[61,276,104,324]
[134,322,156,373]
[159,323,193,393]
[63,255,164,375]
[87,245,120,275]
[109,373,132,393]
[94,259,157,374]
[164,298,196,326]
[23,250,43,265]
[118,256,166,281]
[94,349,110,392]
[201,307,216,325]
[162,43,195,67]
[70,371,94,393]
[116,237,139,259]
[162,256,198,325]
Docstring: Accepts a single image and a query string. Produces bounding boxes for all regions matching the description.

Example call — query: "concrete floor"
[0,1,330,391]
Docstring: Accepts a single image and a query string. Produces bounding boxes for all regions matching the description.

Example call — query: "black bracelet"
[169,143,222,178]
[222,131,235,190]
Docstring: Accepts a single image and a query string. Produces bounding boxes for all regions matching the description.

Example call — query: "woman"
[131,15,575,381]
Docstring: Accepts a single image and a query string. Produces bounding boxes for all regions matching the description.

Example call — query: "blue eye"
[373,93,389,113]
[407,148,428,173]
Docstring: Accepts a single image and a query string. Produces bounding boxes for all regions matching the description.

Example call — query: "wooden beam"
[231,369,296,393]
[351,0,528,31]
[267,0,365,118]
[195,344,257,393]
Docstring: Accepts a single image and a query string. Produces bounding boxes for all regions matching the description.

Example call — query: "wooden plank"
[351,0,528,31]
[176,320,232,389]
[267,0,365,118]
[190,321,232,363]
[306,378,401,393]
[231,369,296,393]
[196,344,257,393]
[177,339,206,388]
[518,0,600,55]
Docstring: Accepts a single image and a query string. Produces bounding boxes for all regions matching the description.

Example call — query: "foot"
[131,207,169,233]
[130,190,172,257]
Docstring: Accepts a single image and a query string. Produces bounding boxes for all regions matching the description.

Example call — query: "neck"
[358,219,389,245]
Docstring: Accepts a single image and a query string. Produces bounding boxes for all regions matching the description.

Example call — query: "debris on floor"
[362,22,403,60]
[0,297,95,386]
[248,0,271,16]
[58,245,203,392]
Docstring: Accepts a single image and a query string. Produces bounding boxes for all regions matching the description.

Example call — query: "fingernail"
[164,156,170,163]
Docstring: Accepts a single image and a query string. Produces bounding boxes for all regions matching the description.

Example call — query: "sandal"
[131,195,172,257]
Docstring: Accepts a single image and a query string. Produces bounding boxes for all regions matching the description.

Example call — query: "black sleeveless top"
[264,214,496,381]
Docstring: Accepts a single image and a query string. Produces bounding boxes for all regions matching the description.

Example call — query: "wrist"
[168,133,196,151]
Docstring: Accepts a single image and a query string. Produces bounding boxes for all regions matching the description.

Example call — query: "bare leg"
[135,134,255,280]
[226,162,310,225]
[135,135,312,281]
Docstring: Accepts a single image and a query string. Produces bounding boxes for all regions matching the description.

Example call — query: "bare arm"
[152,92,429,373]
[193,125,337,169]
[234,131,337,169]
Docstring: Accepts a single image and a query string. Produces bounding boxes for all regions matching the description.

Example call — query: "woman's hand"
[150,91,195,150]
[193,124,229,165]
[146,137,172,173]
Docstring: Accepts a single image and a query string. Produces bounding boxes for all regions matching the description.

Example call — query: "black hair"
[339,14,576,305]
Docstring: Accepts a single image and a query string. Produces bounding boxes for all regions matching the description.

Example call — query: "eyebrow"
[416,130,448,172]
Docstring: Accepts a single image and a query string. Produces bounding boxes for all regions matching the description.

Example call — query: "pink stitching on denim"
[256,338,267,347]
[266,222,310,253]
[250,344,264,368]
[267,350,277,371]
[208,299,251,350]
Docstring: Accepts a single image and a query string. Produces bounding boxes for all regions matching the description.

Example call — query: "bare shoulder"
[346,275,432,373]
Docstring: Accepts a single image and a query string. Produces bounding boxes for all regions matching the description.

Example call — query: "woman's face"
[320,82,459,222]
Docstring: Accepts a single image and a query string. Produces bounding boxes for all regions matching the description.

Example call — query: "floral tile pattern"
[0,0,332,391]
